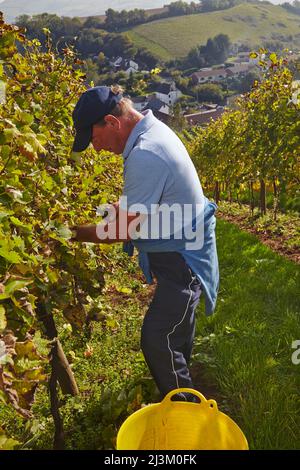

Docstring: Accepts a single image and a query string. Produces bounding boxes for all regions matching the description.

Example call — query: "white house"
[191,68,228,85]
[143,97,170,115]
[109,57,139,74]
[225,62,254,78]
[191,62,255,85]
[153,81,182,106]
[109,56,123,69]
[124,60,139,76]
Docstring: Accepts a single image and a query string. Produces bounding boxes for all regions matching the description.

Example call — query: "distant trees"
[76,29,105,56]
[170,102,187,132]
[105,8,147,31]
[261,40,287,53]
[83,16,105,29]
[193,83,226,104]
[102,34,137,59]
[203,34,231,64]
[186,34,231,68]
[187,47,207,68]
[14,12,162,83]
[229,70,261,93]
[171,72,191,94]
[15,14,141,60]
[83,58,102,85]
[282,1,300,16]
[135,48,158,69]
[201,0,243,12]
[167,1,202,16]
[16,13,82,47]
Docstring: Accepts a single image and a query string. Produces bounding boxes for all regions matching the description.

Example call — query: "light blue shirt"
[120,110,219,315]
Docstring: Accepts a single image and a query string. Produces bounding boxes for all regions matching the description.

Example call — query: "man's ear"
[104,114,120,129]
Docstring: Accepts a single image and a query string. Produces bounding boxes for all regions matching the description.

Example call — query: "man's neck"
[123,109,144,139]
[127,109,144,127]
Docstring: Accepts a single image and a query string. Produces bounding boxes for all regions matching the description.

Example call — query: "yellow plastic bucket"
[117,388,248,450]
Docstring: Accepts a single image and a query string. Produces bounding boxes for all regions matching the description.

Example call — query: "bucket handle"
[156,388,218,449]
[162,388,218,411]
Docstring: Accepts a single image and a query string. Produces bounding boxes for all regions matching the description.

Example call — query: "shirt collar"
[123,109,156,159]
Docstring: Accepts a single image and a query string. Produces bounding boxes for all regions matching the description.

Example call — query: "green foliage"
[193,83,226,104]
[0,14,123,432]
[1,248,157,450]
[16,15,137,60]
[186,51,300,211]
[164,1,202,16]
[15,12,162,90]
[0,426,19,449]
[185,33,231,68]
[105,8,147,32]
[76,28,105,56]
[201,0,244,12]
[16,13,82,51]
[228,69,260,93]
[218,201,300,249]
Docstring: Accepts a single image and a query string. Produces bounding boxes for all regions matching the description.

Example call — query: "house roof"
[237,51,251,57]
[153,82,173,95]
[227,63,253,74]
[112,57,139,71]
[151,109,172,125]
[192,68,228,79]
[143,97,169,113]
[234,57,250,63]
[128,60,138,68]
[184,108,225,126]
[125,66,138,73]
[200,103,219,110]
[131,95,148,103]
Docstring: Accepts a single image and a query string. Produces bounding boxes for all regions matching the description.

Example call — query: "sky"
[0,0,193,7]
[0,0,294,8]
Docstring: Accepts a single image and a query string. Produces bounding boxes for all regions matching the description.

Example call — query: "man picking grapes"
[71,85,219,402]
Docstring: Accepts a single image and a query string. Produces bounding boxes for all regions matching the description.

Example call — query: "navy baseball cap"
[72,86,123,152]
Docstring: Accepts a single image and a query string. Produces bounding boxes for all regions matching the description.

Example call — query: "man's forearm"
[71,223,131,243]
[71,203,141,243]
[72,225,100,243]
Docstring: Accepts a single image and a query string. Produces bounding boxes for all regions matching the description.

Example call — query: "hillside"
[126,3,300,60]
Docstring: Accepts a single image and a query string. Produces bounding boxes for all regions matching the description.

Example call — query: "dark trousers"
[141,252,202,400]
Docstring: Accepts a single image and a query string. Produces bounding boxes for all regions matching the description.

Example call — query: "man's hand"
[70,225,99,243]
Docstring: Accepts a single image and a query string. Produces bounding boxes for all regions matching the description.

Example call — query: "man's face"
[91,115,127,155]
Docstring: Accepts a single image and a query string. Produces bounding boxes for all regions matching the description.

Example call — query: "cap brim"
[72,126,92,152]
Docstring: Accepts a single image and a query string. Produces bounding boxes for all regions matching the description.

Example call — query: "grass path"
[217,201,300,264]
[193,218,300,449]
